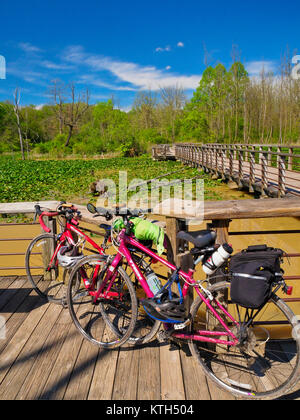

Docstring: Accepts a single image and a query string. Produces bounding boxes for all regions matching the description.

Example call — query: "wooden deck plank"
[160,342,185,400]
[16,306,74,400]
[0,277,28,313]
[112,343,139,400]
[63,334,100,400]
[0,299,63,399]
[0,304,52,387]
[1,275,299,401]
[0,277,18,295]
[137,341,161,400]
[87,347,119,400]
[179,344,211,400]
[0,279,43,355]
[37,309,85,400]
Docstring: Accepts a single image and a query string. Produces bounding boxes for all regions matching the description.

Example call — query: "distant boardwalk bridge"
[152,143,300,198]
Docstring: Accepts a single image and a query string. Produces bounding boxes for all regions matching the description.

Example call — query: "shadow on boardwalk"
[0,276,299,400]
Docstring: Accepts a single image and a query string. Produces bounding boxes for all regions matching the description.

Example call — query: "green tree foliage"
[1,59,299,157]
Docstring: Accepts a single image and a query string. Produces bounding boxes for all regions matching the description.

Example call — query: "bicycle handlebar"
[88,204,152,221]
[34,204,80,233]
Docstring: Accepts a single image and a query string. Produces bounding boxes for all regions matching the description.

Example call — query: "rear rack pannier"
[229,245,284,309]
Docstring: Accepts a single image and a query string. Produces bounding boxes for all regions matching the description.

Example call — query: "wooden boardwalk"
[0,275,300,401]
[153,143,300,198]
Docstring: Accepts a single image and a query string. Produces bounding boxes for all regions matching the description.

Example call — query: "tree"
[13,88,25,159]
[132,90,158,130]
[50,81,90,147]
[159,85,186,141]
[50,80,65,135]
[228,62,249,141]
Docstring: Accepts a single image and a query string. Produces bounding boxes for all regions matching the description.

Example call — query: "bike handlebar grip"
[34,204,42,216]
[39,214,51,233]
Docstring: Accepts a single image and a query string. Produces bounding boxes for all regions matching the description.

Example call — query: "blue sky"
[0,0,299,109]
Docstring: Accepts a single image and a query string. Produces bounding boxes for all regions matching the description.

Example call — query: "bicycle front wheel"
[189,281,300,400]
[25,233,68,302]
[67,255,138,349]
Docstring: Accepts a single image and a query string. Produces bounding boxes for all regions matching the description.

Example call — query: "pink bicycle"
[66,204,300,399]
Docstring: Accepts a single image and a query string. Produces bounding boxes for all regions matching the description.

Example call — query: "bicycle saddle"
[177,229,216,249]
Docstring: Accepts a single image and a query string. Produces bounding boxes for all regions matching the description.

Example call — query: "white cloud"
[165,65,171,70]
[177,42,184,48]
[64,45,201,91]
[18,42,42,53]
[246,60,277,76]
[7,66,48,85]
[40,60,74,71]
[155,46,171,52]
[77,74,138,91]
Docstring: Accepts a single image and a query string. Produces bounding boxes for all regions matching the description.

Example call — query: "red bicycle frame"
[94,228,239,347]
[38,210,106,277]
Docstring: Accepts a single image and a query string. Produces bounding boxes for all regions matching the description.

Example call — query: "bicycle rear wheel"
[189,281,300,399]
[25,233,69,303]
[67,255,138,349]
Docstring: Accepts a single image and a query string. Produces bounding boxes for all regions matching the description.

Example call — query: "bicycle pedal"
[173,317,191,330]
[61,299,68,309]
[157,330,171,343]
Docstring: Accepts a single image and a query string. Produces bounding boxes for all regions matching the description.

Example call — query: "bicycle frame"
[44,220,105,273]
[95,229,239,346]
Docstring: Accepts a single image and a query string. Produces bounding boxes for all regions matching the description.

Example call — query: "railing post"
[249,150,255,193]
[193,145,196,167]
[42,216,57,281]
[278,155,286,198]
[229,147,233,181]
[288,147,293,171]
[268,146,273,166]
[215,147,219,175]
[238,147,244,188]
[261,151,268,196]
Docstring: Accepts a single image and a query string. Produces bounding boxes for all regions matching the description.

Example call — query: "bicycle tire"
[67,254,138,349]
[188,281,300,399]
[25,233,68,303]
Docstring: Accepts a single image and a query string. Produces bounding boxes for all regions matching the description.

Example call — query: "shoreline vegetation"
[0,154,251,224]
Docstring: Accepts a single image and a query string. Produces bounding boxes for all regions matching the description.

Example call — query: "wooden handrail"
[166,143,300,197]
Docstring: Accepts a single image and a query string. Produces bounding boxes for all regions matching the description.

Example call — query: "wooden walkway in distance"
[157,143,300,198]
[1,276,300,401]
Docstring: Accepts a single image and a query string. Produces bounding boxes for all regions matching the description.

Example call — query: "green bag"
[113,217,165,255]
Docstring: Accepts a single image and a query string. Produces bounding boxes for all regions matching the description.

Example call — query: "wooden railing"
[153,143,300,197]
[152,144,176,161]
[1,199,300,306]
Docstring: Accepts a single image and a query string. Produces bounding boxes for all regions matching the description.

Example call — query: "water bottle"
[145,268,162,296]
[202,243,233,276]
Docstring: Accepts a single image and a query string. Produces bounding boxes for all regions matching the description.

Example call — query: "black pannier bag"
[229,245,284,309]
